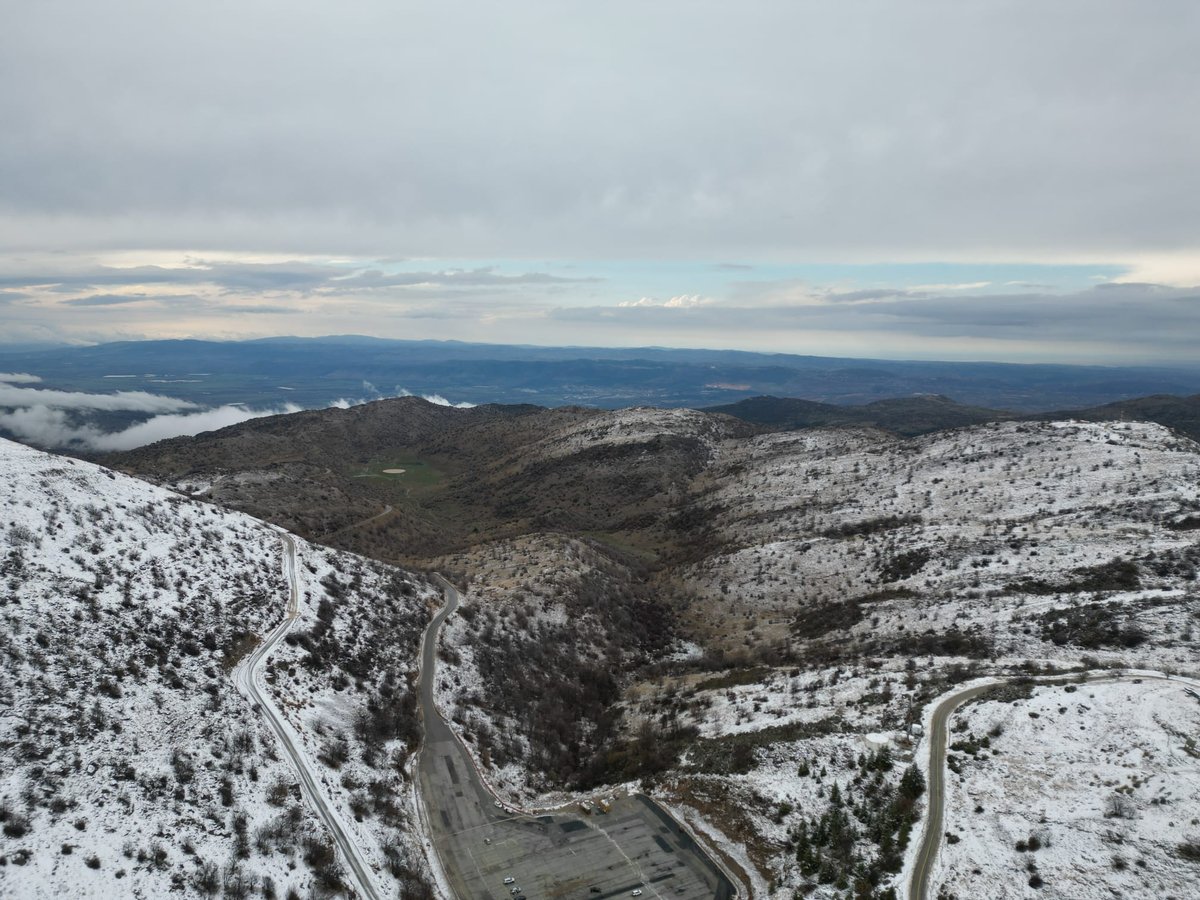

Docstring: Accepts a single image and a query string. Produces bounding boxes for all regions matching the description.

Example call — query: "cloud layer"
[1,2,1197,263]
[0,4,1198,363]
[0,372,476,450]
[1,256,1199,363]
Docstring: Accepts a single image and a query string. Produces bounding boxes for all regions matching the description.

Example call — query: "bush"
[1177,838,1200,863]
[193,859,221,894]
[1105,793,1136,819]
[2,815,29,839]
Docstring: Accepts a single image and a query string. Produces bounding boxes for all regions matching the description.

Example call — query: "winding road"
[415,577,738,900]
[233,530,384,900]
[906,681,1000,900]
[907,670,1200,900]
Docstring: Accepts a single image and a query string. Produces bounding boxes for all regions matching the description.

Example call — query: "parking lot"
[418,730,734,900]
[417,583,734,900]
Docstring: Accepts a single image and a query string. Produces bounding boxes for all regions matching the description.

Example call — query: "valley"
[3,396,1200,899]
[416,581,735,900]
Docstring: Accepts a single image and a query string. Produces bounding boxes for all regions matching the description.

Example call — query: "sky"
[1,1,1198,363]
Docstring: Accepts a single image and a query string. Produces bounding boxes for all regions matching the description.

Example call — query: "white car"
[631,891,643,897]
[503,877,515,885]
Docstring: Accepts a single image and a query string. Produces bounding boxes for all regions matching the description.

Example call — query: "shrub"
[1178,838,1200,863]
[2,815,29,839]
[192,859,220,894]
[1105,793,1135,819]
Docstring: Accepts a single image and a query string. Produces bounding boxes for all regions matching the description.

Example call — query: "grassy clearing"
[350,456,444,490]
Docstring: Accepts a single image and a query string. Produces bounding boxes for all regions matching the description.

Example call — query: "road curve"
[907,682,996,900]
[418,574,459,731]
[233,530,384,900]
[908,670,1200,900]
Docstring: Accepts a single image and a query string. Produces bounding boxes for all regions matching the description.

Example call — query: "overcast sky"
[1,1,1198,362]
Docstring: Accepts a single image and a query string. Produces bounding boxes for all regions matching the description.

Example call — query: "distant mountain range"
[706,392,1200,441]
[3,335,1200,411]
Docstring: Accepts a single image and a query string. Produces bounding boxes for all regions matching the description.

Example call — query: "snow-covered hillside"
[431,532,669,799]
[428,420,1200,899]
[938,678,1200,899]
[684,420,1200,666]
[0,438,436,899]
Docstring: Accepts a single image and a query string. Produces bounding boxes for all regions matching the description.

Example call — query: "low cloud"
[86,404,303,451]
[0,375,302,451]
[0,383,197,413]
[394,387,476,409]
[0,403,301,452]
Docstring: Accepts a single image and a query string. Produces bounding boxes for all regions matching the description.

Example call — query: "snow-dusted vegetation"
[431,533,673,799]
[937,678,1200,899]
[428,419,1200,898]
[685,420,1200,666]
[0,438,435,898]
[49,402,1200,900]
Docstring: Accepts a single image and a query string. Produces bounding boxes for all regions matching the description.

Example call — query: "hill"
[0,438,436,898]
[107,398,756,562]
[91,399,1200,897]
[703,394,1013,436]
[4,336,1200,411]
[708,392,1200,443]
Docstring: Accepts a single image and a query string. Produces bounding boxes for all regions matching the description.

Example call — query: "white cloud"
[394,387,475,408]
[0,372,42,384]
[0,403,301,452]
[0,383,197,412]
[618,294,710,309]
[420,393,476,409]
[86,404,303,451]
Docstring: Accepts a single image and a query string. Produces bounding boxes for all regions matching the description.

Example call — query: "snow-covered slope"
[938,678,1200,899]
[683,420,1200,665]
[0,438,436,898]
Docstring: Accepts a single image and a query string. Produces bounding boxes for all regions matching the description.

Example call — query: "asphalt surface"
[235,530,384,900]
[417,580,736,900]
[907,682,995,900]
[908,670,1200,900]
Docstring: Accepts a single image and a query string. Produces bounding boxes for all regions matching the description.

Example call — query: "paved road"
[908,670,1200,900]
[234,530,384,900]
[416,579,737,900]
[907,682,996,900]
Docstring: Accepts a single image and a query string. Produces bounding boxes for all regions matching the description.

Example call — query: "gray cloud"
[62,293,153,307]
[0,260,596,298]
[545,283,1200,361]
[0,2,1196,261]
[331,268,600,289]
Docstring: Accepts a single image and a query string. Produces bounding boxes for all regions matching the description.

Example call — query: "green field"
[350,456,445,490]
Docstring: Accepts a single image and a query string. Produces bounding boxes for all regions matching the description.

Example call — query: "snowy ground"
[0,437,435,898]
[684,421,1200,662]
[936,679,1200,899]
[422,420,1200,899]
